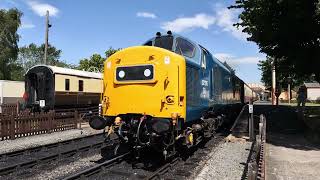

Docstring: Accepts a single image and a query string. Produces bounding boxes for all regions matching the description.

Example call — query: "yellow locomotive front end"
[90,45,187,159]
[102,46,186,121]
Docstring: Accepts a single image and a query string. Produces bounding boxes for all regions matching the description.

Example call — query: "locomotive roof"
[144,33,232,73]
[26,65,102,79]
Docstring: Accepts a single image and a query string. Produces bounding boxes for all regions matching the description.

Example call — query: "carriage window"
[65,79,70,91]
[175,38,195,58]
[79,80,83,91]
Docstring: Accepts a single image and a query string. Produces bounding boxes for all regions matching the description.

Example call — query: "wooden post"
[75,110,80,129]
[10,115,15,139]
[44,10,49,65]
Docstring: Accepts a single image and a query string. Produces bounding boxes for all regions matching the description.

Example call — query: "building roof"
[304,82,320,88]
[0,80,24,84]
[27,65,103,79]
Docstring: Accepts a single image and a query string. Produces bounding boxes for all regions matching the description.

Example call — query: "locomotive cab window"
[79,80,83,91]
[65,79,70,91]
[143,40,152,46]
[154,35,173,51]
[175,38,195,58]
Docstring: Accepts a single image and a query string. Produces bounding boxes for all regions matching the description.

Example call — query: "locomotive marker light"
[144,69,151,77]
[118,70,125,78]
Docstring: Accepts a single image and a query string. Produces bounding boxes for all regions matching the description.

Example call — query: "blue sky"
[1,0,266,83]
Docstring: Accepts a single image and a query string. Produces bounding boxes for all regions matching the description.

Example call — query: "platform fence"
[248,114,266,180]
[0,110,81,140]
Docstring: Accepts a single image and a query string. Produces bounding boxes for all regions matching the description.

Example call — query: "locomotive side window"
[79,80,83,91]
[200,46,208,69]
[65,79,70,91]
[175,38,195,58]
[210,69,214,99]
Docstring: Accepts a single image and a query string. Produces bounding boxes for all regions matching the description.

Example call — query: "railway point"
[0,1,319,180]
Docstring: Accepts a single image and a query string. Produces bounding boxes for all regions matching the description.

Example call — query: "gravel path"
[194,140,252,180]
[30,151,102,180]
[0,150,103,180]
[0,123,103,154]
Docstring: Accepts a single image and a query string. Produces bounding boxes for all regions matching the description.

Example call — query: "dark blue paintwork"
[144,33,245,122]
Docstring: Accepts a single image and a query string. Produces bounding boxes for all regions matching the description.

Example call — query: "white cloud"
[159,4,248,40]
[21,22,35,29]
[136,12,157,19]
[215,7,248,40]
[27,0,59,17]
[161,14,215,33]
[213,53,262,65]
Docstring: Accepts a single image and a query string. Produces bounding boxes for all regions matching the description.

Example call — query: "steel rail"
[62,152,130,180]
[0,133,105,175]
[0,132,104,159]
[144,157,180,180]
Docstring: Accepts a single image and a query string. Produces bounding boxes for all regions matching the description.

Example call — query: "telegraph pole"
[44,10,50,65]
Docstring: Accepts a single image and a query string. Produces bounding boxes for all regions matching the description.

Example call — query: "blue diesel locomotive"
[90,31,255,159]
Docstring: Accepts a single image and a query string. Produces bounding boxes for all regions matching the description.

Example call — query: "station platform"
[253,103,320,180]
[266,132,320,180]
[230,102,320,179]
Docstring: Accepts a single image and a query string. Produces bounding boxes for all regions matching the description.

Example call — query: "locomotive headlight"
[144,69,151,77]
[118,70,125,78]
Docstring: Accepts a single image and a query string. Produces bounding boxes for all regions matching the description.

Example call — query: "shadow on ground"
[253,105,320,150]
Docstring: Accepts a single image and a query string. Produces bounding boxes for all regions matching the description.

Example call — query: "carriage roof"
[26,65,102,79]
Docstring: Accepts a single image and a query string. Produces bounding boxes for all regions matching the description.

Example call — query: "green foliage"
[77,47,120,72]
[0,8,22,80]
[77,54,105,72]
[18,43,70,74]
[105,47,119,58]
[258,56,313,90]
[230,0,320,82]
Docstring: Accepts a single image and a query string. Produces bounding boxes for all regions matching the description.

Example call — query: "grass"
[280,102,320,107]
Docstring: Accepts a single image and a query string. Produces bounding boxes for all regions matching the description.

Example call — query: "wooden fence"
[0,104,18,115]
[0,110,79,140]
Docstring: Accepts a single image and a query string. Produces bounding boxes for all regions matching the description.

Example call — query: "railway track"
[63,131,228,180]
[0,133,105,176]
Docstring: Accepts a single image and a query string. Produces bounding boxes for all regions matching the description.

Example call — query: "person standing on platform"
[297,85,307,110]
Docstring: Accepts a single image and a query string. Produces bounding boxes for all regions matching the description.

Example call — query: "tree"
[77,47,120,72]
[77,54,105,72]
[105,47,119,58]
[18,43,71,75]
[258,57,312,90]
[0,8,22,80]
[230,0,320,82]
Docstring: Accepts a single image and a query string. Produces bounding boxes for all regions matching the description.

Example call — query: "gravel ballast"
[194,140,252,180]
[0,123,102,154]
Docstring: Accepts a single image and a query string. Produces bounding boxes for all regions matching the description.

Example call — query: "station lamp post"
[287,76,292,104]
[271,60,276,105]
